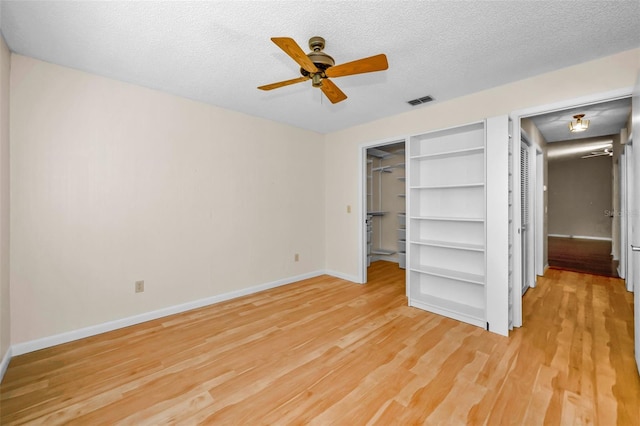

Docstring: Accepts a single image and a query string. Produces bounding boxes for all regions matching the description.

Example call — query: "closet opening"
[360,140,406,284]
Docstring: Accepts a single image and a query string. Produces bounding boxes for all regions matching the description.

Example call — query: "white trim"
[325,270,360,283]
[535,148,545,277]
[485,115,510,336]
[512,87,633,119]
[11,270,326,356]
[548,233,612,241]
[618,264,624,279]
[0,346,12,383]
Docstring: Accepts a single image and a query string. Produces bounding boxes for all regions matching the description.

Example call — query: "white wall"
[325,48,640,279]
[0,34,11,367]
[10,55,325,345]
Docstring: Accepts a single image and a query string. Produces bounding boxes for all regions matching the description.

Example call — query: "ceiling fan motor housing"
[300,36,335,85]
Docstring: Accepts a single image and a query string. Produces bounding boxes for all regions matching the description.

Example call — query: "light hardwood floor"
[1,261,638,425]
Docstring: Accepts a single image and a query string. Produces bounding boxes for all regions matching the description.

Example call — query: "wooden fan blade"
[325,54,388,78]
[258,76,308,91]
[271,37,319,73]
[320,78,347,104]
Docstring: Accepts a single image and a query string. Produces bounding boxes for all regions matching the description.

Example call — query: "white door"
[631,74,640,375]
[620,148,627,281]
[520,140,531,295]
[626,144,635,292]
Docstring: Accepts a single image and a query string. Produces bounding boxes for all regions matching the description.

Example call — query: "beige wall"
[10,55,325,345]
[0,34,10,362]
[325,48,640,279]
[548,155,612,238]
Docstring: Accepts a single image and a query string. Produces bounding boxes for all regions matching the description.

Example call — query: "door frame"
[535,147,545,277]
[520,132,537,294]
[625,144,635,292]
[509,86,633,327]
[358,136,408,284]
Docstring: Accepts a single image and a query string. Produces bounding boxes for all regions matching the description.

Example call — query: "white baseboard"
[11,270,326,356]
[548,234,612,242]
[617,264,625,279]
[324,270,360,284]
[0,346,12,383]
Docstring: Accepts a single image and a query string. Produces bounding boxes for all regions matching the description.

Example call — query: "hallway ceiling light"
[569,114,590,132]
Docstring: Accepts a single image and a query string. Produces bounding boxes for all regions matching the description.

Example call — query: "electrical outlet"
[347,205,351,213]
[135,280,144,293]
[294,253,299,262]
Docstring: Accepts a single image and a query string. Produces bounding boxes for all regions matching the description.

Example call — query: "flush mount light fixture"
[569,114,590,132]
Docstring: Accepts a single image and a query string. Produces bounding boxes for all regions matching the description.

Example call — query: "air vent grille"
[407,95,434,106]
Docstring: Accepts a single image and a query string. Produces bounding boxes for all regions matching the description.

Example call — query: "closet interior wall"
[367,142,406,267]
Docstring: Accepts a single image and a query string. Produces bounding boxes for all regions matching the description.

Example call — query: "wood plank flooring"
[1,261,638,425]
[548,236,619,277]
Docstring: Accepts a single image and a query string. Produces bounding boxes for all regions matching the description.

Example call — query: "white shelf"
[372,166,393,173]
[408,121,485,330]
[410,265,484,285]
[371,248,396,255]
[368,148,394,159]
[409,295,484,324]
[410,239,485,252]
[410,216,484,223]
[410,183,484,190]
[410,146,484,160]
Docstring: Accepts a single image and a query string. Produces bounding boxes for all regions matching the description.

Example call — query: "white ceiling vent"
[407,95,434,106]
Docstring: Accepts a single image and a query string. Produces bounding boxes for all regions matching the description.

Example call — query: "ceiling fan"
[581,144,613,159]
[258,36,388,104]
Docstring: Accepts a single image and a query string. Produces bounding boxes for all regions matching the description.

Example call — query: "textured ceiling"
[529,97,632,143]
[1,1,639,134]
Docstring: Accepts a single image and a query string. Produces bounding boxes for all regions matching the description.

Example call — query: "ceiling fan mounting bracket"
[308,36,325,51]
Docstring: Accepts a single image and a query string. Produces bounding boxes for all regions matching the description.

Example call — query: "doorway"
[510,87,633,327]
[359,139,406,284]
[529,98,631,278]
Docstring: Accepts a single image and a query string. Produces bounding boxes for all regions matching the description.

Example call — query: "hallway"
[548,236,619,277]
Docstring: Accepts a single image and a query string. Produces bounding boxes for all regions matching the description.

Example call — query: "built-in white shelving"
[410,183,484,190]
[407,121,486,329]
[410,216,484,222]
[411,239,485,252]
[410,265,484,285]
[371,248,396,256]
